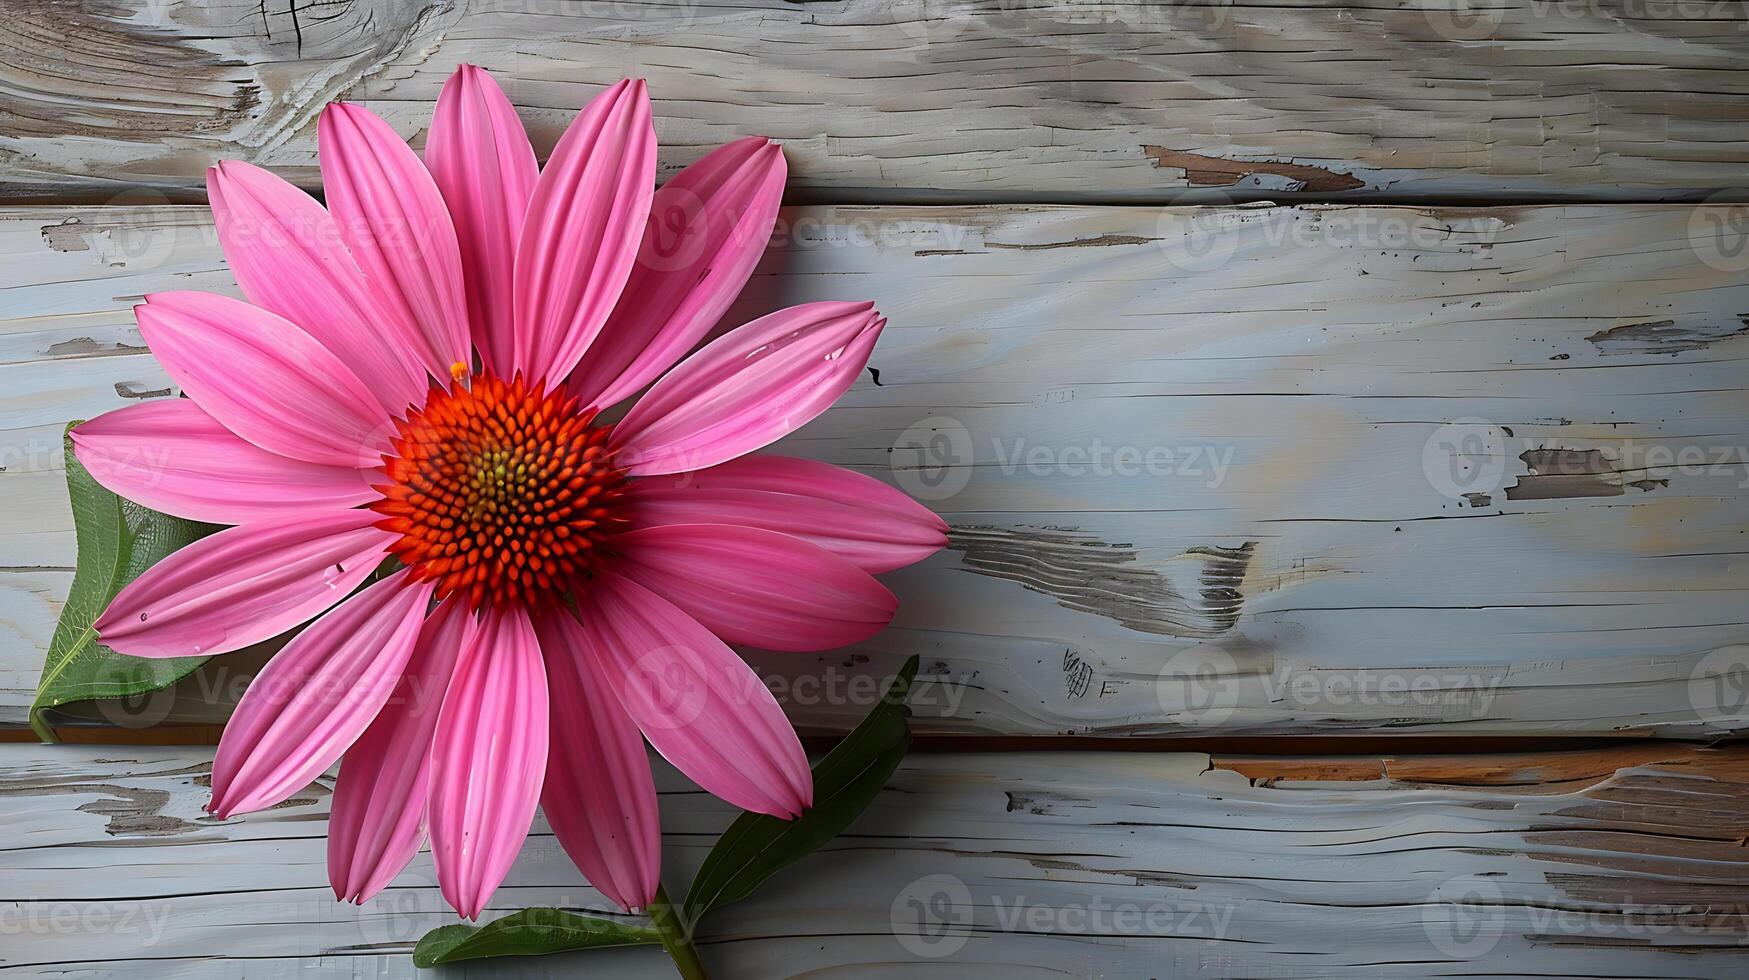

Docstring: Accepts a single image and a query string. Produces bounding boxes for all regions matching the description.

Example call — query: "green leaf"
[30,423,217,741]
[412,908,662,968]
[683,655,918,919]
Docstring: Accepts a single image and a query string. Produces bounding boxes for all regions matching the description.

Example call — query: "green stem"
[649,884,709,980]
[28,709,59,744]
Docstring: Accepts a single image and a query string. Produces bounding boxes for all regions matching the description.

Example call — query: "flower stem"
[649,884,709,980]
[28,711,58,744]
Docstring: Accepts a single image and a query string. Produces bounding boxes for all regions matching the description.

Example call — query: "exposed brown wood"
[1,1,1747,202]
[3,746,1747,976]
[6,202,1749,739]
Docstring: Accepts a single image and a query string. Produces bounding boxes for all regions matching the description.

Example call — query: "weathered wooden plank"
[3,202,1749,736]
[2,0,1748,201]
[1,745,1746,976]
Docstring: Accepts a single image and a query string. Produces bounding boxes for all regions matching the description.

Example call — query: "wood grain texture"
[2,0,1748,202]
[1,745,1746,976]
[3,202,1748,736]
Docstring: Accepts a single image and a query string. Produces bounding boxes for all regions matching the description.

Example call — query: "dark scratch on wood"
[1586,316,1749,355]
[949,527,1255,638]
[1004,789,1091,815]
[985,234,1157,251]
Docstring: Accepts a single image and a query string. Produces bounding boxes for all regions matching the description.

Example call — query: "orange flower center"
[371,370,630,609]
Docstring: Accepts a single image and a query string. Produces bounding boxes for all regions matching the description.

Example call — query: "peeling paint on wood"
[1506,448,1627,500]
[2,1,1748,201]
[111,382,173,400]
[39,218,88,252]
[1,746,1745,976]
[4,203,1749,737]
[1142,146,1368,193]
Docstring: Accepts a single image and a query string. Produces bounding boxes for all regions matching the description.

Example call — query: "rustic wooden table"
[3,1,1748,976]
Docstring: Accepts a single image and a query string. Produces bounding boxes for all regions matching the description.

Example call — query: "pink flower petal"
[568,137,786,408]
[613,524,896,652]
[207,160,425,412]
[135,292,392,467]
[513,79,655,386]
[429,605,549,919]
[578,571,811,817]
[532,607,661,912]
[425,64,538,373]
[94,509,394,659]
[330,595,473,904]
[209,569,434,818]
[71,400,378,526]
[632,454,947,573]
[612,302,883,476]
[320,102,472,382]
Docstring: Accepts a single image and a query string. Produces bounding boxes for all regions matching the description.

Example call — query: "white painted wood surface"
[5,202,1749,736]
[2,0,1747,202]
[2,745,1746,977]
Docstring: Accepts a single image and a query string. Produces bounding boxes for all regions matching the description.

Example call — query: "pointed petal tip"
[318,101,366,131]
[341,880,382,906]
[618,77,651,112]
[207,158,261,184]
[746,789,810,821]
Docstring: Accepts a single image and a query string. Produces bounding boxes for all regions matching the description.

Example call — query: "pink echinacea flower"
[70,65,946,919]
